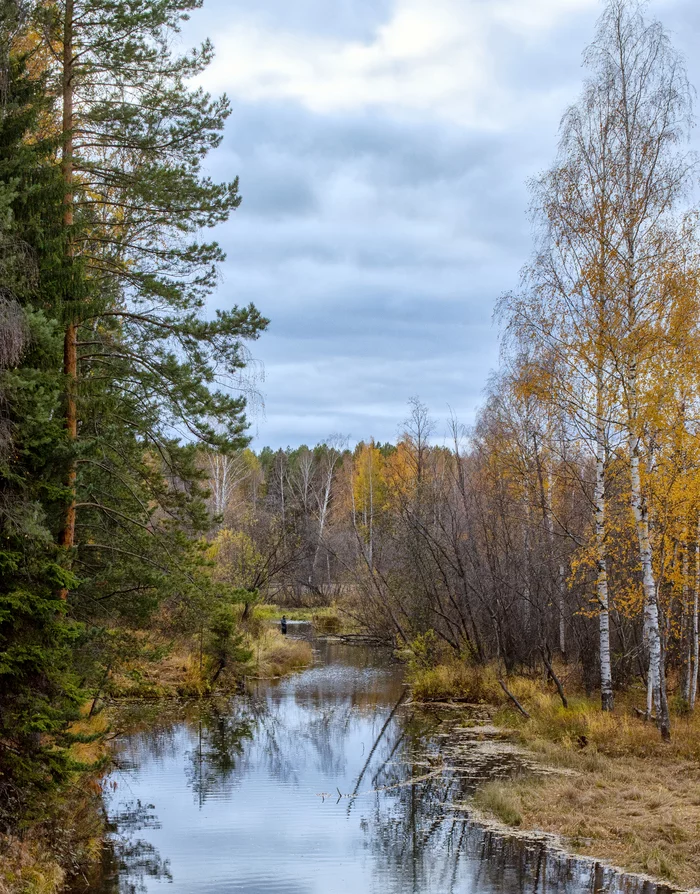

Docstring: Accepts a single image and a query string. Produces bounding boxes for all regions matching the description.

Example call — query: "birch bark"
[629,423,669,737]
[595,383,613,712]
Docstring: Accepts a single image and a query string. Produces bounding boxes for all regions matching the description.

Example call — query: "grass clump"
[474,781,523,826]
[0,837,65,894]
[411,661,502,703]
[253,629,313,678]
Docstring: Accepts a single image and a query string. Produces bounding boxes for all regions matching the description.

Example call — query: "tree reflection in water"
[185,701,258,805]
[92,641,678,894]
[100,701,260,892]
[100,800,172,894]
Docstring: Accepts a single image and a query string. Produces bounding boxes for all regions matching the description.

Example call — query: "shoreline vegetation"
[409,659,700,890]
[0,608,321,894]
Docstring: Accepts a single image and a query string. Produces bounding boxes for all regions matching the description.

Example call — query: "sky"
[182,0,700,449]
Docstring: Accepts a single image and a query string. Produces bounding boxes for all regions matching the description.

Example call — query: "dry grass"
[488,755,700,888]
[67,706,112,767]
[501,688,700,762]
[0,776,105,894]
[417,661,700,887]
[0,836,64,894]
[500,693,700,887]
[107,627,312,697]
[474,781,523,827]
[107,641,211,698]
[253,629,313,678]
[410,660,504,703]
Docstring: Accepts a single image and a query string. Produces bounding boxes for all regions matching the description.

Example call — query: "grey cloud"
[189,1,700,449]
[187,0,393,43]
[207,103,537,446]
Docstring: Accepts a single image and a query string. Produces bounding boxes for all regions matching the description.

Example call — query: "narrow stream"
[91,626,672,894]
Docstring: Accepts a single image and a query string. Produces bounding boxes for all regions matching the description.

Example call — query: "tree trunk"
[691,518,699,711]
[595,389,613,712]
[541,644,568,709]
[682,533,691,702]
[58,0,76,600]
[629,434,670,739]
[558,562,567,661]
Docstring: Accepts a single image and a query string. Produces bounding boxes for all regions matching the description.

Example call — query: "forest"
[2,0,700,890]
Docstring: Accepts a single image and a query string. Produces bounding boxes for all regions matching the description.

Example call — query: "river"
[90,625,671,894]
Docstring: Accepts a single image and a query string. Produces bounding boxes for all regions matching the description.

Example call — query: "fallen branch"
[540,645,568,709]
[499,679,530,718]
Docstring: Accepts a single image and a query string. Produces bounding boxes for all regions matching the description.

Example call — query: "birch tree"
[502,95,622,709]
[585,0,695,738]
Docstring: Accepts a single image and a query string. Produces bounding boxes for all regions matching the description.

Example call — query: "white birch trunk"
[594,419,614,712]
[558,562,567,660]
[629,434,670,738]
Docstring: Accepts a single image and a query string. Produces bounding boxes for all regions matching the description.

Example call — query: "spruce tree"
[0,0,267,819]
[0,27,82,821]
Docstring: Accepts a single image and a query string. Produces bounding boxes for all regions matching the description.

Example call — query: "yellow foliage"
[208,527,263,588]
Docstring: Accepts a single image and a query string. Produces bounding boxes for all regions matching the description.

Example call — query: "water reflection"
[186,703,257,805]
[100,801,172,894]
[90,633,675,894]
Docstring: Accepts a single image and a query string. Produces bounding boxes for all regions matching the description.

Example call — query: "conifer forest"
[2,0,700,892]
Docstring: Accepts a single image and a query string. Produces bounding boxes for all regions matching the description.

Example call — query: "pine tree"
[29,0,268,598]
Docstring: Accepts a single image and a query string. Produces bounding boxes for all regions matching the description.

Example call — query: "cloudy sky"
[183,0,700,449]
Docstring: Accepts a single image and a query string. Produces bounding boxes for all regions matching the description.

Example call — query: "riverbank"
[0,709,110,894]
[411,660,700,890]
[106,625,313,699]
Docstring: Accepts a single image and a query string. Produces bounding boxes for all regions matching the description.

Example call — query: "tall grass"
[254,630,313,678]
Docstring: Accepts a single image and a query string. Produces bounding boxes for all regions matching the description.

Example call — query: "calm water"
[91,628,672,894]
